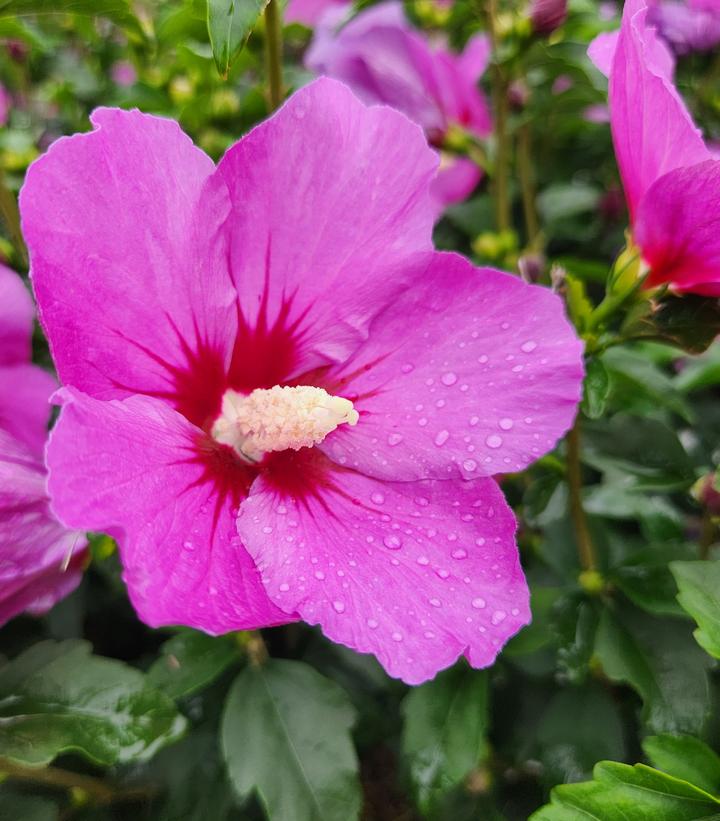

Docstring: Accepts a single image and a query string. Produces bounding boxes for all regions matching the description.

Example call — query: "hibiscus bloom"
[21,79,582,683]
[305,2,492,215]
[0,264,86,624]
[589,0,720,295]
[286,0,351,27]
[647,0,720,54]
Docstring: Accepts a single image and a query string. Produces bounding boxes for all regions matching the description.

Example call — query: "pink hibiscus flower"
[21,79,583,683]
[0,265,86,625]
[647,0,720,54]
[305,2,492,215]
[589,0,720,296]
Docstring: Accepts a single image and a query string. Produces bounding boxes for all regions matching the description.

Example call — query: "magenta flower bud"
[530,0,568,34]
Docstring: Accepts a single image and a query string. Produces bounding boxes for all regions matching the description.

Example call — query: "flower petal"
[215,77,437,370]
[607,0,709,218]
[0,363,56,457]
[46,389,292,633]
[319,252,584,482]
[21,108,237,416]
[237,452,529,684]
[0,264,34,367]
[635,159,720,295]
[0,430,85,626]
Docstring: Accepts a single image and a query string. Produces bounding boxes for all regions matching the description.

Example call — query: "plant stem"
[0,758,154,805]
[699,509,715,561]
[566,417,597,572]
[486,0,511,233]
[0,167,27,267]
[264,0,283,111]
[517,121,540,247]
[246,630,269,667]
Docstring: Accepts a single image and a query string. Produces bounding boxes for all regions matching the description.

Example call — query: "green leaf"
[207,0,269,76]
[643,734,720,795]
[147,630,238,700]
[530,761,720,820]
[401,664,489,814]
[581,356,611,419]
[534,686,625,787]
[672,561,720,659]
[0,640,186,766]
[0,0,143,39]
[626,295,720,356]
[610,545,695,617]
[221,659,361,821]
[583,413,695,490]
[594,607,712,735]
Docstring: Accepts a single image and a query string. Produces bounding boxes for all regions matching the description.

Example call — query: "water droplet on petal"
[332,600,346,613]
[429,597,442,607]
[279,583,290,592]
[472,597,486,609]
[262,526,273,534]
[486,434,503,449]
[383,535,402,550]
[401,363,414,373]
[492,610,507,624]
[183,541,194,551]
[435,430,450,447]
[521,340,537,353]
[417,555,430,566]
[314,570,325,580]
[367,618,379,629]
[441,372,458,386]
[452,548,468,559]
[463,459,477,472]
[371,492,385,505]
[388,433,403,446]
[499,418,514,430]
[391,631,403,642]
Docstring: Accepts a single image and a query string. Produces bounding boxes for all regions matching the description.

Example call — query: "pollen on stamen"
[211,385,359,461]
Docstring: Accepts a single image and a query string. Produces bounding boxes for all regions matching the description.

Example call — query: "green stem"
[517,121,540,247]
[566,417,597,572]
[486,0,511,233]
[0,758,154,806]
[264,0,283,111]
[0,167,27,267]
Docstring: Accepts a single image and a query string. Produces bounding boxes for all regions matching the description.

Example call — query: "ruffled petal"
[0,264,34,367]
[46,389,292,633]
[237,452,529,684]
[318,252,584,482]
[606,0,709,217]
[214,77,437,372]
[0,430,86,626]
[635,159,720,295]
[0,363,56,457]
[21,108,237,425]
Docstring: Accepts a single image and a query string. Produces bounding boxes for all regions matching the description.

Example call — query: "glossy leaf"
[0,0,143,38]
[530,761,720,820]
[581,356,611,419]
[643,734,720,795]
[221,659,361,821]
[401,664,489,813]
[672,561,720,659]
[147,630,239,700]
[0,640,186,766]
[594,608,712,735]
[207,0,268,76]
[626,295,720,356]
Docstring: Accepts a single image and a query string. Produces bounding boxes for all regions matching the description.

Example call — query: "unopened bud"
[530,0,568,35]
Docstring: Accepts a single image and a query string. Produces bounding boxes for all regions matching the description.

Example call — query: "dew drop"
[478,354,489,364]
[435,569,450,579]
[486,434,503,449]
[492,610,507,624]
[452,548,468,559]
[314,570,325,580]
[499,418,514,430]
[463,459,478,472]
[279,583,290,592]
[418,417,428,427]
[521,340,537,353]
[472,597,486,609]
[371,492,385,505]
[332,600,346,613]
[417,555,430,566]
[424,630,436,639]
[435,430,450,447]
[387,433,403,447]
[429,597,442,607]
[182,540,194,551]
[391,631,403,642]
[441,372,458,386]
[469,416,479,427]
[383,535,402,550]
[262,526,273,534]
[367,618,379,629]
[401,363,414,373]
